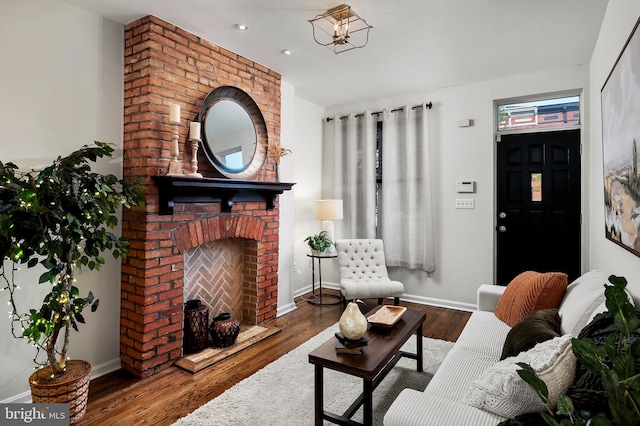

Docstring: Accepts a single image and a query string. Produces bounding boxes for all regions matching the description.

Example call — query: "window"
[498,96,580,131]
[531,173,542,202]
[375,121,383,238]
[216,147,244,169]
[222,150,243,169]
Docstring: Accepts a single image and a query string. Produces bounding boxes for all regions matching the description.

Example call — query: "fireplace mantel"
[153,176,295,214]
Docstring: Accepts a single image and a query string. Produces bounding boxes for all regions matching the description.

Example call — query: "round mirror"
[199,86,267,179]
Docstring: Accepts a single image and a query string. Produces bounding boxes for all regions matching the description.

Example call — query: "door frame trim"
[497,124,582,139]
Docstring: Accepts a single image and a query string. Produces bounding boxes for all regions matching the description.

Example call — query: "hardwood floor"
[77,291,471,426]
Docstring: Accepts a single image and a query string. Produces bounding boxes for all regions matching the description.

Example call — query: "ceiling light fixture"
[234,23,249,30]
[281,49,294,55]
[308,4,373,54]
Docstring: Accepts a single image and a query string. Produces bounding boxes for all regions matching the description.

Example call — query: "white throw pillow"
[558,270,608,336]
[463,334,576,419]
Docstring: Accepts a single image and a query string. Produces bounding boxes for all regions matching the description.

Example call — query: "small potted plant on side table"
[304,230,333,255]
[0,142,145,424]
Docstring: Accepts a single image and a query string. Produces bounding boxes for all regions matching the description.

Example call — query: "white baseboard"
[293,281,340,299]
[293,284,476,312]
[399,294,476,312]
[293,286,312,298]
[90,358,122,380]
[277,302,297,317]
[1,390,31,403]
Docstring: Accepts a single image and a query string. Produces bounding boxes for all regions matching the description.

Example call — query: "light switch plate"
[455,198,475,209]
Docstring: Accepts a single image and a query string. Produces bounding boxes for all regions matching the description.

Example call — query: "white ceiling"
[62,0,609,107]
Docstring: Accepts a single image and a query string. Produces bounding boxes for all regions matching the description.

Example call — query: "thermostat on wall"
[456,181,476,193]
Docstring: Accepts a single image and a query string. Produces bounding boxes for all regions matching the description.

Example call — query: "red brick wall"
[121,16,282,378]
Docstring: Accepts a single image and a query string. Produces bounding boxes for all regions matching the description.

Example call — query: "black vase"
[184,300,208,353]
[209,313,240,348]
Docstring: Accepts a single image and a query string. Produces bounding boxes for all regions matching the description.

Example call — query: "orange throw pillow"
[494,271,568,327]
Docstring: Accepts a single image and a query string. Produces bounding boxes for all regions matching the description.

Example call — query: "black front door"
[496,129,581,284]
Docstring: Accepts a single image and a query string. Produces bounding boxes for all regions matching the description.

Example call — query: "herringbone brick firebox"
[184,239,256,324]
[120,15,284,378]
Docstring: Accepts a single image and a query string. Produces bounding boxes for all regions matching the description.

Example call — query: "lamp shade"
[314,199,343,221]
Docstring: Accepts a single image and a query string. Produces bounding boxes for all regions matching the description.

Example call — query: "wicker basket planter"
[29,360,91,425]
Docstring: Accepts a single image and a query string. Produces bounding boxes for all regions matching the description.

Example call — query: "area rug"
[172,323,454,426]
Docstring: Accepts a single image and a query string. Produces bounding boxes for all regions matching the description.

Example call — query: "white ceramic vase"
[339,302,368,340]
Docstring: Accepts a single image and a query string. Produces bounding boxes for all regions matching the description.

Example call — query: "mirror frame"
[198,86,267,179]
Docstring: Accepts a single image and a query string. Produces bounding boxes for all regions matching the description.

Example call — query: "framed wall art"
[602,17,640,258]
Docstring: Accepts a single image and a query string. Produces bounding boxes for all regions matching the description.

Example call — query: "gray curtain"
[328,106,436,273]
[330,112,377,239]
[381,105,436,273]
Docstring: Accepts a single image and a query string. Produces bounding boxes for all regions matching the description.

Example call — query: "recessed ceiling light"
[235,24,249,30]
[281,49,294,55]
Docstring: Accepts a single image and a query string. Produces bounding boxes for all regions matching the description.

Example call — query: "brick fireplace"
[120,16,287,378]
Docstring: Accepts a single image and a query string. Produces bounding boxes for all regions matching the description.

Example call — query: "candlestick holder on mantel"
[166,120,184,176]
[185,137,203,178]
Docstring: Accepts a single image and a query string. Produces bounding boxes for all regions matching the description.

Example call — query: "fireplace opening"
[175,237,280,373]
[184,238,258,326]
[183,238,259,352]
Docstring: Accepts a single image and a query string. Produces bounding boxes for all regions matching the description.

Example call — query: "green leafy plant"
[517,275,640,426]
[0,142,145,378]
[304,230,332,253]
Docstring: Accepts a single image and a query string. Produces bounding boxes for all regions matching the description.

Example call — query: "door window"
[531,173,542,202]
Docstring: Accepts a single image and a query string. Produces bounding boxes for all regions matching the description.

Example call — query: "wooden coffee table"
[308,306,426,426]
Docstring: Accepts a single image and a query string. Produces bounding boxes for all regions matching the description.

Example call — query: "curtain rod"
[325,102,433,122]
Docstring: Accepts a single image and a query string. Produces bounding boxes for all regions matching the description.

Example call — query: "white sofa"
[384,270,620,426]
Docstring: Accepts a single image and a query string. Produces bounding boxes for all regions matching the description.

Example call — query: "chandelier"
[308,4,373,54]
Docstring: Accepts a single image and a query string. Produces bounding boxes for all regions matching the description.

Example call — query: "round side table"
[307,252,342,305]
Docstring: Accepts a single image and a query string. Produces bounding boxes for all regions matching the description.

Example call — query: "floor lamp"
[314,199,343,253]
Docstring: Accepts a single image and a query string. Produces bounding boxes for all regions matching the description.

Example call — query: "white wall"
[277,81,296,315]
[291,97,325,298]
[589,0,640,303]
[324,66,590,309]
[0,0,125,401]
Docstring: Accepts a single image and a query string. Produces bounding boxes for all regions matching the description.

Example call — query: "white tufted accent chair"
[335,239,404,306]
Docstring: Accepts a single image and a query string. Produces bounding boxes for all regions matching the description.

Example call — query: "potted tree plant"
[0,142,144,423]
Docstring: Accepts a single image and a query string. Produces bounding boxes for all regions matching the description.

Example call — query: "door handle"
[498,225,507,232]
